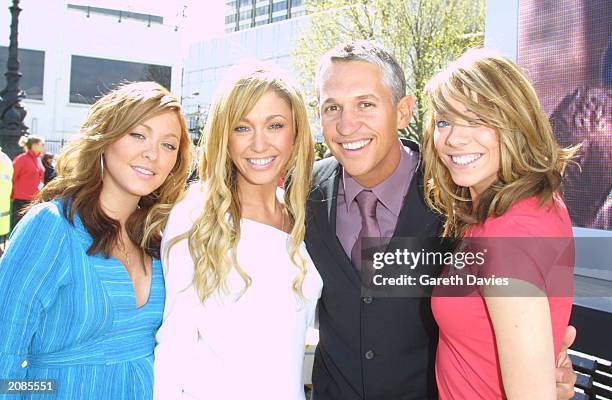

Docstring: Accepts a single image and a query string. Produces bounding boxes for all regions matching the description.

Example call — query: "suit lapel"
[309,162,362,287]
[393,165,442,237]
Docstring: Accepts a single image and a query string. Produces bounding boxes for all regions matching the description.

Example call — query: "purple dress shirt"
[336,140,419,256]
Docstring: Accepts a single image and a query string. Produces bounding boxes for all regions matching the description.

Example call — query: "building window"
[272,1,288,12]
[225,14,236,24]
[0,47,44,101]
[272,14,287,22]
[239,10,251,20]
[239,0,251,6]
[292,0,304,6]
[255,5,269,16]
[69,55,171,104]
[226,0,237,7]
[255,19,268,26]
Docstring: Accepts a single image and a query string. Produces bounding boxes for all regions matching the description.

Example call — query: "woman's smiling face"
[433,97,500,199]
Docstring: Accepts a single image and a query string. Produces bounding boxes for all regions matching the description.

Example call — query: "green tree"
[314,142,329,160]
[293,0,485,142]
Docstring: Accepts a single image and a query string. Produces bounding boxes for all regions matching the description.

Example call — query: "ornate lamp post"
[0,0,28,159]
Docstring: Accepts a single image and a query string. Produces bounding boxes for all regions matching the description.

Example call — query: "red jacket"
[12,150,44,201]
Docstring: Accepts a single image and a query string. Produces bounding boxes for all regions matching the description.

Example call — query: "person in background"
[423,48,577,399]
[0,145,12,255]
[0,82,192,399]
[41,153,57,185]
[11,134,45,229]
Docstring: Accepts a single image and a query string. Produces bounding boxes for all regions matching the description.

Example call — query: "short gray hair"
[315,40,406,104]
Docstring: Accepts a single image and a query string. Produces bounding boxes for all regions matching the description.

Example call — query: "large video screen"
[0,46,45,100]
[69,55,171,105]
[517,0,611,230]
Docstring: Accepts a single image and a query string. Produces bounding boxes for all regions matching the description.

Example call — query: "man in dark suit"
[305,40,577,400]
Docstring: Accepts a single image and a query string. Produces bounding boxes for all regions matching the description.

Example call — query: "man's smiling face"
[317,60,412,188]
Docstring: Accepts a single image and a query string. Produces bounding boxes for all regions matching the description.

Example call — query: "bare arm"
[484,280,556,400]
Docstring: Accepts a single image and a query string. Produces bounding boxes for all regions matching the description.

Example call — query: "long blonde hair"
[422,49,578,237]
[171,64,314,302]
[36,81,192,259]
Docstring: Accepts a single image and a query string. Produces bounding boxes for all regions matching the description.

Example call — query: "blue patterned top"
[0,200,165,399]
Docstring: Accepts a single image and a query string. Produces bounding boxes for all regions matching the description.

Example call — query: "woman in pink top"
[422,49,578,399]
[11,134,45,229]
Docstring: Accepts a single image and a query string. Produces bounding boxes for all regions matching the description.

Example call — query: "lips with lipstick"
[132,165,155,176]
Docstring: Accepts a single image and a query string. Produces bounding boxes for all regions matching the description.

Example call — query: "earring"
[100,155,104,174]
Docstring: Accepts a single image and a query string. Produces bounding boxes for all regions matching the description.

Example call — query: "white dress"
[153,185,323,399]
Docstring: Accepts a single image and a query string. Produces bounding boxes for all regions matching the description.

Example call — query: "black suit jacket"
[305,140,442,400]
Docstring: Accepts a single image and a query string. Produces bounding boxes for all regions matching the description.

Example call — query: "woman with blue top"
[0,82,192,399]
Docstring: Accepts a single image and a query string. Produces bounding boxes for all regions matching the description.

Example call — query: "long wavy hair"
[35,81,192,259]
[422,49,578,237]
[169,64,314,302]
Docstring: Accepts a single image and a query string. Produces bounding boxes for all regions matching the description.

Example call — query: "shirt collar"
[342,140,417,217]
[26,149,39,158]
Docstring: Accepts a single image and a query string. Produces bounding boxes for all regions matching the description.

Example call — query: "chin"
[341,160,370,176]
[250,180,280,187]
[241,174,281,187]
[448,175,474,189]
[130,184,163,197]
[451,180,473,189]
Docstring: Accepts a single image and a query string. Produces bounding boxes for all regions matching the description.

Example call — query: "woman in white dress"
[153,63,322,399]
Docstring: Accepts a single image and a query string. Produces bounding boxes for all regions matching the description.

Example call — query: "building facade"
[0,2,182,149]
[224,0,306,33]
[183,13,314,140]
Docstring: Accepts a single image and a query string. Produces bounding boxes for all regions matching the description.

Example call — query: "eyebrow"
[240,114,289,123]
[320,93,381,106]
[139,123,153,132]
[435,109,480,121]
[356,94,380,101]
[455,108,478,117]
[137,123,180,140]
[164,133,181,141]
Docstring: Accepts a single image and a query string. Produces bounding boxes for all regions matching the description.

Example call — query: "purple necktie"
[351,190,381,278]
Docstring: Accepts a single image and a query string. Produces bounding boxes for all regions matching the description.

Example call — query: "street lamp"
[0,0,28,159]
[187,103,208,144]
[181,91,203,143]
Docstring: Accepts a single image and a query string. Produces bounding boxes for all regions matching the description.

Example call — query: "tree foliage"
[314,142,329,160]
[293,0,485,142]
